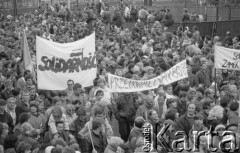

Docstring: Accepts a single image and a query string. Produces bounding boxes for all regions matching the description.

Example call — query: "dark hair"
[19,113,30,124]
[16,141,32,153]
[55,121,64,126]
[229,102,239,111]
[73,83,82,90]
[62,147,75,153]
[67,79,74,85]
[51,148,62,153]
[93,77,99,86]
[179,91,187,98]
[194,114,204,120]
[12,87,20,96]
[204,88,211,97]
[165,109,178,121]
[228,75,236,81]
[134,117,145,128]
[202,100,211,110]
[0,122,4,136]
[38,90,46,98]
[23,70,31,77]
[92,118,103,130]
[95,90,104,96]
[24,75,32,81]
[220,96,230,108]
[4,134,18,150]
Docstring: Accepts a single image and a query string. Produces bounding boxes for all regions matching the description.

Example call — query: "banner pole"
[214,68,217,105]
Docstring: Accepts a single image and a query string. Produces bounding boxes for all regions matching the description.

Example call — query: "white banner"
[108,60,188,93]
[215,45,240,70]
[37,33,96,90]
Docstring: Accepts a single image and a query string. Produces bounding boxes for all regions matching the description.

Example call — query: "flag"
[23,30,33,72]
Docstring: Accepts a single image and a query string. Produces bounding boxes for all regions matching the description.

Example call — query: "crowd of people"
[0,0,240,153]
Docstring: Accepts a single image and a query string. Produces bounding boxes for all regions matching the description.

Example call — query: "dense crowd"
[0,0,240,153]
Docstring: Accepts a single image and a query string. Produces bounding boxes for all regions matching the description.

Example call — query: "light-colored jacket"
[48,113,69,134]
[79,117,113,140]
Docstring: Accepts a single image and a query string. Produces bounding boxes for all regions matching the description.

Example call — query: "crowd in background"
[0,0,240,153]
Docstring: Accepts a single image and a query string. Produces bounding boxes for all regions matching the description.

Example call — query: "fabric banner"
[214,45,240,70]
[37,33,96,90]
[108,60,188,93]
[23,30,33,72]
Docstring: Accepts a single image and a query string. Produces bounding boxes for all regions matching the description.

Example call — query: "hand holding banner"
[108,60,188,93]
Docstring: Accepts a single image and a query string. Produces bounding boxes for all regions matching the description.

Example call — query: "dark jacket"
[15,101,29,124]
[17,135,39,151]
[198,110,209,127]
[195,68,212,88]
[177,100,187,117]
[81,130,107,153]
[0,110,14,132]
[0,89,13,100]
[113,93,138,125]
[173,114,194,135]
[206,118,221,131]
[227,110,238,125]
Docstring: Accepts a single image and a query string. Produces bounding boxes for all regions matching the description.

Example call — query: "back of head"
[134,116,145,128]
[51,148,62,153]
[62,147,75,153]
[229,102,239,111]
[92,117,104,130]
[220,96,230,108]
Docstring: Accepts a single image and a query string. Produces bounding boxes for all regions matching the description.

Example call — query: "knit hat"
[45,146,54,153]
[30,101,39,110]
[214,124,225,131]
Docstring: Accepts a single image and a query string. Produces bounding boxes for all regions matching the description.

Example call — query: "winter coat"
[0,110,14,132]
[227,110,238,125]
[15,101,29,124]
[28,112,46,130]
[81,130,108,153]
[173,113,194,134]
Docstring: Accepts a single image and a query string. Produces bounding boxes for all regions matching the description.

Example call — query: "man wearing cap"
[5,95,16,125]
[0,99,14,132]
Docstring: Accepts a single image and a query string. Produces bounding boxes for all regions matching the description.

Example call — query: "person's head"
[67,79,74,90]
[134,116,145,128]
[62,147,75,153]
[187,103,196,117]
[229,102,239,112]
[165,108,179,121]
[179,91,188,102]
[21,90,30,103]
[204,88,211,98]
[228,75,236,85]
[52,106,63,121]
[21,122,33,136]
[92,117,104,132]
[0,99,6,113]
[144,96,154,108]
[148,109,159,121]
[4,80,13,91]
[108,137,124,151]
[23,70,31,78]
[164,84,173,95]
[4,134,18,150]
[167,98,178,109]
[52,96,62,106]
[209,105,224,120]
[56,121,64,134]
[92,105,105,119]
[25,75,33,86]
[16,141,31,153]
[73,83,84,96]
[215,124,225,136]
[52,138,67,149]
[66,104,75,116]
[220,96,230,108]
[19,112,30,124]
[200,57,208,70]
[51,148,62,153]
[7,96,16,110]
[97,78,106,88]
[30,101,39,114]
[0,122,9,139]
[95,90,104,101]
[76,107,86,121]
[193,114,204,126]
[188,88,196,99]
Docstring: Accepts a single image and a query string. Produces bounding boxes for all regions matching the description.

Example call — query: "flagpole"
[214,68,217,105]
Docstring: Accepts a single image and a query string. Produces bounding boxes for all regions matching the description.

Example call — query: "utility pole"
[184,0,186,8]
[216,5,218,21]
[13,0,17,19]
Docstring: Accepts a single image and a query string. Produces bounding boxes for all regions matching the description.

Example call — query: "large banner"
[215,45,240,70]
[37,33,96,90]
[108,60,188,93]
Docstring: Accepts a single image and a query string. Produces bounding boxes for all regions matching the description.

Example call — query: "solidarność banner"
[37,33,97,90]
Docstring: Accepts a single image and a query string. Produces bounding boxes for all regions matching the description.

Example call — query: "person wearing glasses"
[66,79,74,97]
